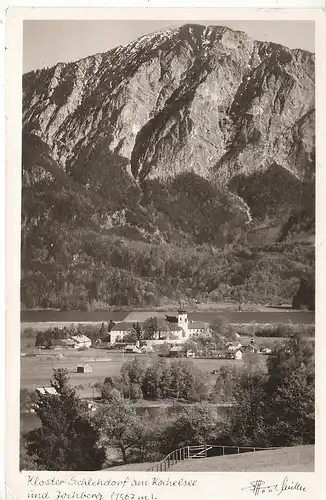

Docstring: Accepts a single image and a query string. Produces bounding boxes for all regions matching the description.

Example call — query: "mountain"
[21,24,315,310]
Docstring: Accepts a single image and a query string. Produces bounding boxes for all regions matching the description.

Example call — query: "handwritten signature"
[242,477,306,496]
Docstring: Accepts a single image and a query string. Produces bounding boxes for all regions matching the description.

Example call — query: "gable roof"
[111,322,135,332]
[70,335,91,343]
[242,343,259,351]
[170,345,187,352]
[125,344,141,351]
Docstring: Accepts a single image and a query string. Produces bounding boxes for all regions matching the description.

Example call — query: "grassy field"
[21,348,258,392]
[108,445,314,472]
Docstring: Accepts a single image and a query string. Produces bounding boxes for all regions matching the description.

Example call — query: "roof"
[125,344,141,352]
[188,321,206,329]
[123,311,167,322]
[77,364,92,368]
[111,322,135,332]
[242,344,260,351]
[70,335,91,343]
[170,345,187,352]
[165,315,178,323]
[36,387,57,395]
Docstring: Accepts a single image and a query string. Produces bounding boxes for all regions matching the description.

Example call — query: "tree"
[142,317,157,340]
[142,317,170,340]
[119,358,145,400]
[209,317,229,348]
[160,403,228,455]
[228,335,315,448]
[292,274,315,311]
[213,365,239,403]
[264,335,315,446]
[132,322,143,344]
[24,368,106,470]
[210,316,228,336]
[96,393,150,463]
[228,365,269,447]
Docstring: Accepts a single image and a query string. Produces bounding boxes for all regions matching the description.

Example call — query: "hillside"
[21,24,315,310]
[108,445,314,472]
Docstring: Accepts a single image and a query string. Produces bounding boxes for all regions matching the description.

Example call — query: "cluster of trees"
[21,335,314,470]
[236,322,315,338]
[101,357,210,402]
[34,323,113,348]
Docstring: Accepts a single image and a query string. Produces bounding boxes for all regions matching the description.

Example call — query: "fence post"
[187,446,190,459]
[168,456,170,468]
[205,444,207,458]
[237,447,240,454]
[222,446,225,456]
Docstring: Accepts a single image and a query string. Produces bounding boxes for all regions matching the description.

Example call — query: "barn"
[77,364,92,374]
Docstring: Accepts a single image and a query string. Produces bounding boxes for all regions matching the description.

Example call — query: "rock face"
[23,23,315,187]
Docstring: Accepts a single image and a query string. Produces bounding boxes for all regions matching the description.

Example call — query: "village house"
[227,342,242,351]
[241,343,260,354]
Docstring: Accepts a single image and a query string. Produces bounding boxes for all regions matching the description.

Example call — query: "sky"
[23,20,315,73]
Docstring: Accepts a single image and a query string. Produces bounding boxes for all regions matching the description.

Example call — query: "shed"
[71,335,92,349]
[77,364,92,374]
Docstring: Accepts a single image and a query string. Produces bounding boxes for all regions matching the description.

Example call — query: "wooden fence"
[147,444,280,472]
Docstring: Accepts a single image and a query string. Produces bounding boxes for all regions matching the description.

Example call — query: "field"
[21,348,256,392]
[108,445,314,472]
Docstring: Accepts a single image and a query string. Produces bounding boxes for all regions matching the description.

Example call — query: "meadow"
[21,348,255,393]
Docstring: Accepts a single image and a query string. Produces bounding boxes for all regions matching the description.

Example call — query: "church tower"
[177,302,189,338]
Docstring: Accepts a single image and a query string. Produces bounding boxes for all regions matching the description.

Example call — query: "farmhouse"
[241,343,260,354]
[77,364,92,374]
[70,335,92,349]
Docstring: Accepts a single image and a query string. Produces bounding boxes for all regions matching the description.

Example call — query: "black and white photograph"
[19,17,315,473]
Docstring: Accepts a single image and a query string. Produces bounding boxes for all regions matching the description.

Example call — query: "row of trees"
[21,334,314,470]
